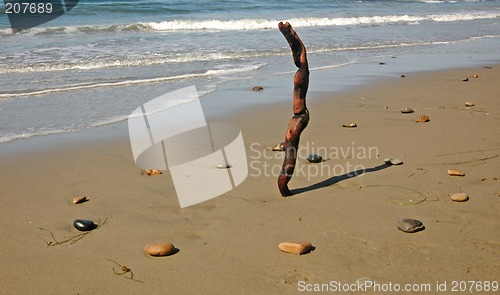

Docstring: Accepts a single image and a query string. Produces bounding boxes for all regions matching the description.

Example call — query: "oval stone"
[73,219,96,231]
[450,193,469,202]
[278,242,312,255]
[306,154,322,163]
[216,162,232,169]
[396,219,425,233]
[415,115,430,122]
[71,196,87,204]
[251,86,264,91]
[401,107,414,114]
[144,242,175,257]
[342,123,357,128]
[464,102,475,107]
[448,169,465,176]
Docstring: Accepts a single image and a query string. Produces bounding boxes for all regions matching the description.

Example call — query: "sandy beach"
[0,64,499,294]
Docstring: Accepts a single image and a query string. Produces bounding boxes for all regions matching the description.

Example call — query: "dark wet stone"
[384,158,403,165]
[73,219,96,231]
[251,86,264,91]
[397,219,425,233]
[306,154,322,163]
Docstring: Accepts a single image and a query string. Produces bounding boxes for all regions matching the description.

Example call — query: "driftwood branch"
[277,22,310,197]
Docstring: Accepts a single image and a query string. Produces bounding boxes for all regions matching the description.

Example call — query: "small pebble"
[400,74,406,78]
[71,196,87,204]
[415,115,430,122]
[342,123,357,128]
[216,162,232,169]
[278,242,312,255]
[470,74,479,79]
[462,78,469,82]
[384,158,403,165]
[145,169,162,176]
[448,169,465,176]
[464,102,475,107]
[73,219,96,231]
[396,219,425,233]
[306,154,322,163]
[251,86,264,91]
[144,242,175,257]
[401,107,414,114]
[450,193,469,202]
[272,143,285,151]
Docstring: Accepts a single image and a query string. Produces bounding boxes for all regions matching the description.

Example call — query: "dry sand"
[0,65,499,294]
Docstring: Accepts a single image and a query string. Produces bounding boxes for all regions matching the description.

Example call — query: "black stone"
[306,154,322,163]
[73,219,96,231]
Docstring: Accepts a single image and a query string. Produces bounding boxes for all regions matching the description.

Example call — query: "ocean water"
[0,0,499,143]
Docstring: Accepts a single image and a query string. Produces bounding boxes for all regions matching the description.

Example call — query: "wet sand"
[0,65,499,294]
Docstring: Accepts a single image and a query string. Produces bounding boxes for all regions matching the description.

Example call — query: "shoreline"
[1,63,499,294]
[1,60,499,154]
[1,35,500,147]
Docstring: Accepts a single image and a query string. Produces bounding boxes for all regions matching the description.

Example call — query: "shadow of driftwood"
[289,163,391,196]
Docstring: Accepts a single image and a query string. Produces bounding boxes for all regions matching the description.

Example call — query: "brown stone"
[342,123,357,128]
[450,193,469,202]
[144,242,175,256]
[415,115,430,122]
[448,169,465,176]
[145,169,162,176]
[71,196,87,204]
[278,242,312,255]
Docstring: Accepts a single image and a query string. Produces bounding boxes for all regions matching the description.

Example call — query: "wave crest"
[2,12,498,36]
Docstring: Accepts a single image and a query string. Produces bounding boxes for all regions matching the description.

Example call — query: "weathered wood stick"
[277,22,310,197]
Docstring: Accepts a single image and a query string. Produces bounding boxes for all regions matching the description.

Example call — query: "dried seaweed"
[39,218,108,247]
[106,258,144,283]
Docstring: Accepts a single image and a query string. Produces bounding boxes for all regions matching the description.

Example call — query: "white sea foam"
[0,63,265,98]
[1,12,498,37]
[145,13,500,31]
